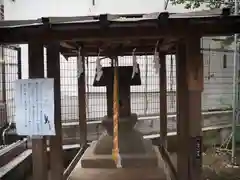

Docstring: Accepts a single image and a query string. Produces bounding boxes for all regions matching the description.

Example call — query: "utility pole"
[232,0,239,165]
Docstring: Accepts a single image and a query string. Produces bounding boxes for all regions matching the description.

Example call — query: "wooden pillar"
[46,42,64,180]
[159,53,167,149]
[28,42,48,180]
[176,37,203,180]
[77,49,87,146]
[0,0,6,122]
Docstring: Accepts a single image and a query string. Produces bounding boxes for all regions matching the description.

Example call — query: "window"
[223,54,227,69]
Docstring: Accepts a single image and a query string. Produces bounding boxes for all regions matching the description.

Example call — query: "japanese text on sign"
[14,78,55,136]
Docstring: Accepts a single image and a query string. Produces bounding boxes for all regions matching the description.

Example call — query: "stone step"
[69,143,168,179]
[81,141,159,168]
[68,168,167,180]
[0,149,32,180]
[0,139,28,167]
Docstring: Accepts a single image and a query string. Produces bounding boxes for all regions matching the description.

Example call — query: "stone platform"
[81,141,158,168]
[68,168,166,180]
[69,145,167,180]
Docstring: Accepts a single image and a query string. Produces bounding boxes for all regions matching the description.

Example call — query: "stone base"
[81,141,159,168]
[68,168,166,180]
[94,130,147,154]
[94,114,148,155]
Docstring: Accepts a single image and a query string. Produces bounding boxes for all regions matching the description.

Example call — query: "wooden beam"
[0,46,6,103]
[158,53,178,180]
[159,53,167,149]
[1,17,240,44]
[77,48,87,146]
[60,45,176,57]
[176,37,203,180]
[28,41,48,180]
[46,42,64,180]
[0,26,179,44]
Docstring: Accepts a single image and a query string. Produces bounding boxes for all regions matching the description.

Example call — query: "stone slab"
[81,141,159,168]
[94,130,150,154]
[69,168,166,180]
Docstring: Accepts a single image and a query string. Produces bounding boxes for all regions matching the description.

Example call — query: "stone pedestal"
[81,114,159,168]
[81,65,158,168]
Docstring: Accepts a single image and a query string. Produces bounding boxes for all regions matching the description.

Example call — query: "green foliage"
[169,0,239,46]
[169,0,226,9]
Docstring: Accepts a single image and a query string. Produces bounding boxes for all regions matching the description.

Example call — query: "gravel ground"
[167,149,240,180]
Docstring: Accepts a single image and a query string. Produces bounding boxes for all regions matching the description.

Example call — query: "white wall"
[4,0,203,20]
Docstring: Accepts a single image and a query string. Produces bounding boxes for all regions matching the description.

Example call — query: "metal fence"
[0,45,21,129]
[59,37,235,123]
[59,55,175,123]
[0,37,235,125]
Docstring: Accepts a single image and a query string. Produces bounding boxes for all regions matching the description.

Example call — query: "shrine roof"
[0,8,240,56]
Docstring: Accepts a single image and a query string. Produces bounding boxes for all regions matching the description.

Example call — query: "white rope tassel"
[153,41,160,74]
[77,47,84,78]
[131,48,138,79]
[96,49,103,81]
[116,153,122,168]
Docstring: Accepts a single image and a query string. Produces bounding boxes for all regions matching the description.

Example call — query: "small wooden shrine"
[0,7,239,180]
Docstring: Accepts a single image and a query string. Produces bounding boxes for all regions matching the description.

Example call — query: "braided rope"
[112,59,122,168]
